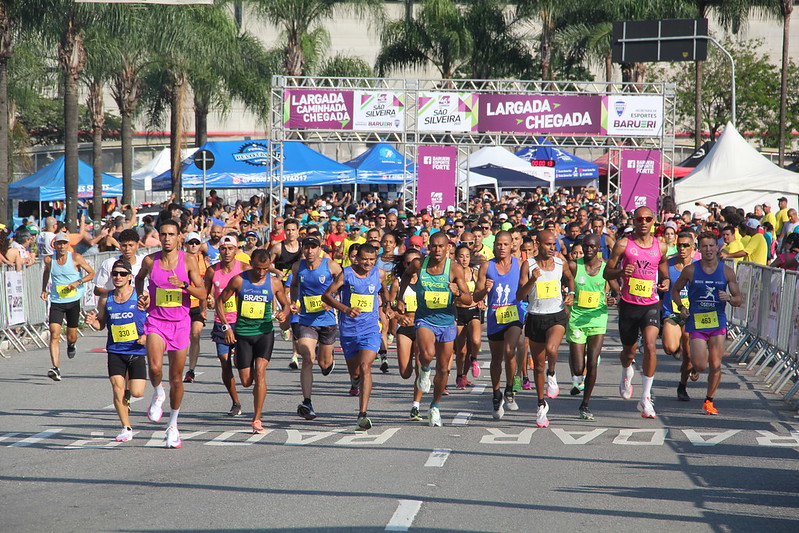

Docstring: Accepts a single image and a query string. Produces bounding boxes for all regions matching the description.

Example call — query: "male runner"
[671,231,742,415]
[203,224,223,265]
[270,219,302,359]
[93,229,144,296]
[604,207,669,419]
[183,232,210,386]
[135,219,206,449]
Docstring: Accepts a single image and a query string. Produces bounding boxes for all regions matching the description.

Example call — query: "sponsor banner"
[284,89,353,129]
[478,94,600,135]
[5,270,24,326]
[417,92,478,132]
[417,146,456,214]
[602,95,664,136]
[353,91,405,132]
[619,149,661,212]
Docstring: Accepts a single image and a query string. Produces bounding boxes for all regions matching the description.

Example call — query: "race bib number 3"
[629,277,654,298]
[577,290,601,309]
[536,279,560,299]
[424,291,449,309]
[303,295,324,313]
[156,288,183,307]
[241,301,266,319]
[56,284,77,299]
[694,311,719,329]
[350,293,374,313]
[495,305,519,324]
[111,322,138,343]
[404,293,418,313]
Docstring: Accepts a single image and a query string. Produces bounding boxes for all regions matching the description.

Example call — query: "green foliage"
[16,97,121,146]
[318,54,375,78]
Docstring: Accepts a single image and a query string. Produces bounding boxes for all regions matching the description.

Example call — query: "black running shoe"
[677,384,690,402]
[47,366,61,381]
[297,403,317,420]
[321,360,335,376]
[67,343,76,359]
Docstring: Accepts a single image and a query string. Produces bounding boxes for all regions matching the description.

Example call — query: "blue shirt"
[105,289,146,355]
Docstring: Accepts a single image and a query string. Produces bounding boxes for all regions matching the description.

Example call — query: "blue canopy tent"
[344,143,413,184]
[515,142,599,186]
[9,155,123,201]
[152,140,355,190]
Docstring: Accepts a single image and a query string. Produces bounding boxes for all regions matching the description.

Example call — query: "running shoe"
[356,416,373,431]
[677,384,690,402]
[288,354,299,370]
[320,360,335,376]
[513,376,522,392]
[471,358,481,378]
[115,427,133,442]
[492,393,505,420]
[409,406,422,421]
[387,334,395,345]
[379,354,389,374]
[455,376,466,390]
[428,406,442,427]
[462,376,473,387]
[522,377,532,390]
[670,346,682,360]
[297,403,317,420]
[690,368,700,381]
[546,373,559,399]
[183,369,195,383]
[578,405,594,421]
[536,401,550,428]
[504,391,519,411]
[165,425,182,449]
[442,387,450,396]
[147,391,165,422]
[570,377,584,396]
[637,397,657,419]
[281,329,291,341]
[123,390,131,413]
[252,420,266,434]
[702,400,719,415]
[67,343,76,359]
[47,366,61,382]
[228,402,242,417]
[349,376,361,397]
[417,366,432,394]
[619,368,634,400]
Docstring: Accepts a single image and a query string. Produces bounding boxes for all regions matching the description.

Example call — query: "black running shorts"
[524,311,568,343]
[107,352,147,379]
[235,331,276,370]
[49,300,81,328]
[618,300,661,346]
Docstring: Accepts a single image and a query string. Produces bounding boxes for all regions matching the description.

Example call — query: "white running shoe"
[637,397,657,419]
[428,406,442,427]
[504,391,519,411]
[281,328,291,341]
[115,427,133,442]
[546,373,559,399]
[619,368,634,400]
[165,425,182,448]
[536,401,550,428]
[417,367,432,394]
[492,397,505,420]
[147,391,165,422]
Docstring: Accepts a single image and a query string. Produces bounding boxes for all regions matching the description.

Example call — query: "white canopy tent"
[462,146,554,190]
[675,122,799,212]
[131,147,195,203]
[458,169,498,199]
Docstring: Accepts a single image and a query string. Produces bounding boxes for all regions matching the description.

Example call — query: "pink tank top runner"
[620,237,662,306]
[212,260,243,323]
[147,250,190,320]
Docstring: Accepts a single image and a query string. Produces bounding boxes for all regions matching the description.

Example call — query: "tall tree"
[0,1,14,225]
[463,0,536,80]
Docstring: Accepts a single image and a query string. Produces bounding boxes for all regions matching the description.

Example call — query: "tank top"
[339,265,381,337]
[570,259,607,327]
[206,241,220,265]
[235,271,274,336]
[526,256,565,315]
[298,258,336,327]
[599,234,610,260]
[663,257,690,315]
[274,241,301,273]
[402,283,418,314]
[105,289,146,355]
[189,255,208,309]
[685,261,728,332]
[414,257,455,327]
[147,250,190,321]
[50,252,84,303]
[620,237,662,306]
[212,260,243,324]
[458,266,477,308]
[486,257,525,335]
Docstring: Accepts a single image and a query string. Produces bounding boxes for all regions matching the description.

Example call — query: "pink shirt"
[212,260,244,323]
[620,237,662,306]
[147,251,190,321]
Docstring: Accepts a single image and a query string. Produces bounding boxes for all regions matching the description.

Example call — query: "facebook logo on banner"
[423,156,432,164]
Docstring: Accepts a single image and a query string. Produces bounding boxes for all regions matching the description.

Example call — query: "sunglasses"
[460,241,475,245]
[454,225,464,228]
[111,271,130,277]
[378,216,386,219]
[676,243,693,249]
[187,241,201,245]
[481,225,490,230]
[635,216,654,223]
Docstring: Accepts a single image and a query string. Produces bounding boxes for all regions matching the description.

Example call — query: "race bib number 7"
[535,279,559,299]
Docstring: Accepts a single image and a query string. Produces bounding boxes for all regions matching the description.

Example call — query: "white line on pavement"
[424,448,452,467]
[102,397,144,410]
[451,412,471,426]
[0,433,21,443]
[9,429,63,447]
[470,385,486,395]
[385,499,423,531]
[481,361,490,369]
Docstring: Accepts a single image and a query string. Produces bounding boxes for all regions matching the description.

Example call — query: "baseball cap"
[219,235,239,247]
[763,202,771,208]
[349,224,361,231]
[245,231,258,239]
[778,196,788,202]
[744,218,760,229]
[303,237,321,248]
[664,221,678,230]
[409,235,423,247]
[310,211,320,217]
[692,211,705,220]
[185,231,202,244]
[501,222,512,231]
[498,213,508,220]
[54,233,70,243]
[446,205,455,212]
[421,214,432,222]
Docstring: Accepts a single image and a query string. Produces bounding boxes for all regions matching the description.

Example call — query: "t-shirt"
[37,231,56,256]
[761,212,776,230]
[743,232,768,265]
[775,208,790,237]
[722,238,745,263]
[94,254,145,290]
[325,232,346,252]
[341,235,366,267]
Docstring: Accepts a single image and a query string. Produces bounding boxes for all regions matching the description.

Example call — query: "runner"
[473,231,526,419]
[290,236,341,420]
[202,234,246,415]
[183,232,210,386]
[671,231,743,415]
[396,232,473,427]
[322,243,388,430]
[453,244,482,390]
[93,229,144,297]
[41,233,96,381]
[203,224,223,265]
[603,207,670,419]
[517,229,575,428]
[566,234,618,421]
[216,249,290,433]
[85,259,147,442]
[135,219,206,449]
[270,219,302,364]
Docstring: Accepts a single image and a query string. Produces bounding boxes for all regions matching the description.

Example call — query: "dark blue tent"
[344,143,413,184]
[515,142,599,184]
[152,140,355,190]
[9,156,123,201]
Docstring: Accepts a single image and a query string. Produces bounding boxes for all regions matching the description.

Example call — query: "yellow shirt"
[235,251,251,264]
[743,232,768,265]
[775,208,790,237]
[722,238,745,263]
[477,244,494,260]
[341,235,366,267]
[761,212,776,231]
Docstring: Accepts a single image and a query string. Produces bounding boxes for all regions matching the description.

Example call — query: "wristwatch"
[221,324,231,331]
[182,281,189,290]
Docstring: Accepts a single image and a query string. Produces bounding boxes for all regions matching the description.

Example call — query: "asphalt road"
[1,315,798,533]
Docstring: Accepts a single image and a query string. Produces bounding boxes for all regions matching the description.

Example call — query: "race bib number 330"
[111,322,138,343]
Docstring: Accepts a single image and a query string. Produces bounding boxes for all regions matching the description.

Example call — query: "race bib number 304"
[628,277,654,298]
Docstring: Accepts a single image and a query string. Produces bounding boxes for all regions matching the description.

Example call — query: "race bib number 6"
[577,290,601,309]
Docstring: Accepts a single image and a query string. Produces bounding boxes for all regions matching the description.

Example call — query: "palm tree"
[463,0,536,80]
[0,1,14,225]
[515,0,562,80]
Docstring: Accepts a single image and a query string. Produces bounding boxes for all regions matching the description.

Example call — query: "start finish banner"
[478,94,600,135]
[416,146,456,214]
[284,89,354,129]
[620,149,661,212]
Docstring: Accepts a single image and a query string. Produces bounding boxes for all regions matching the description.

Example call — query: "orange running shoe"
[702,400,718,415]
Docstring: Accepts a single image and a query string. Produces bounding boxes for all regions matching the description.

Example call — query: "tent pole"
[353,182,358,205]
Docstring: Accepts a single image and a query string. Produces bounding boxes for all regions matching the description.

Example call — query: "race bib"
[577,290,601,309]
[241,300,265,319]
[303,294,324,313]
[350,293,374,313]
[466,281,476,293]
[536,279,559,299]
[111,322,138,343]
[629,277,654,298]
[495,305,519,324]
[404,293,418,313]
[156,288,183,307]
[424,291,449,309]
[694,311,719,329]
[223,297,237,313]
[672,297,689,313]
[56,284,76,299]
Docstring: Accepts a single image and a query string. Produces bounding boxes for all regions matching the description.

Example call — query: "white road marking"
[470,385,486,395]
[102,397,143,410]
[9,429,63,447]
[385,499,423,531]
[481,361,490,369]
[451,412,471,426]
[424,448,451,467]
[0,433,21,443]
